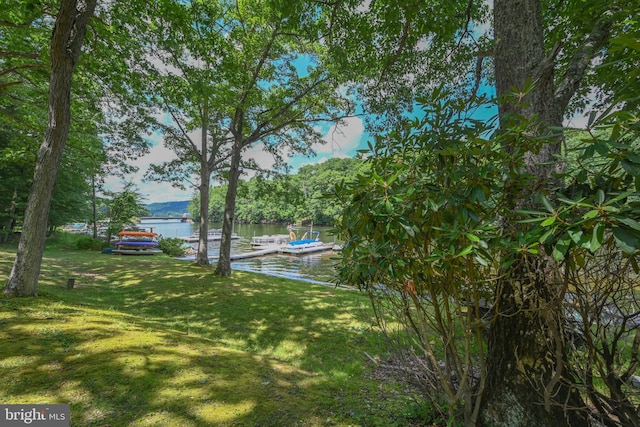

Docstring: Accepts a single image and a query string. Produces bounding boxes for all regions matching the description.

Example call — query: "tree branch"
[378,9,413,84]
[0,81,23,91]
[0,50,40,59]
[164,104,199,153]
[554,10,614,113]
[239,24,280,107]
[469,49,493,100]
[0,18,35,28]
[0,63,45,78]
[245,76,330,143]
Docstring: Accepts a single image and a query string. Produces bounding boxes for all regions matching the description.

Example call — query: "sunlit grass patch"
[0,243,429,426]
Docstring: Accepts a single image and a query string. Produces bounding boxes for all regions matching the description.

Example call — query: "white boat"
[178,229,240,243]
[63,223,89,233]
[251,234,291,248]
[278,230,334,255]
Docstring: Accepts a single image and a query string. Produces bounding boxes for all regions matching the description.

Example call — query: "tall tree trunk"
[91,175,98,239]
[481,0,586,425]
[215,139,242,277]
[196,98,211,266]
[196,171,211,266]
[3,0,96,297]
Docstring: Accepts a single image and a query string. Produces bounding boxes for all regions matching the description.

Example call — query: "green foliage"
[75,236,107,251]
[334,80,640,422]
[334,88,516,422]
[101,183,149,240]
[157,237,187,257]
[335,89,515,292]
[0,1,111,235]
[522,112,640,260]
[197,158,368,225]
[145,201,191,218]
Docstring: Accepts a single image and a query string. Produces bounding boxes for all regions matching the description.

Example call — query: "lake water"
[138,220,342,285]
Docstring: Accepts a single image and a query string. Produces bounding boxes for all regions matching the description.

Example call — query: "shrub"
[75,236,106,251]
[157,237,187,257]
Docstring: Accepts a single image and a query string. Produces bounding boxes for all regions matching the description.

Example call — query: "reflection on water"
[137,220,341,285]
[232,252,338,285]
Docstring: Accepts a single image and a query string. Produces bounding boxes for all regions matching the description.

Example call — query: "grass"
[0,235,429,426]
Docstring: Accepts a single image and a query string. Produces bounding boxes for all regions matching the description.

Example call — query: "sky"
[103,115,370,204]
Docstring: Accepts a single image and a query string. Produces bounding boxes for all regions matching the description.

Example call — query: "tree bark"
[195,167,211,266]
[196,97,211,266]
[91,175,98,239]
[3,0,97,297]
[481,0,585,425]
[214,138,242,277]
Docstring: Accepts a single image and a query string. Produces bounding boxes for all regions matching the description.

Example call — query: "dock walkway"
[230,247,279,260]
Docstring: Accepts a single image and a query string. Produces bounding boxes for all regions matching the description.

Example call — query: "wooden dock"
[230,247,279,260]
[205,247,280,262]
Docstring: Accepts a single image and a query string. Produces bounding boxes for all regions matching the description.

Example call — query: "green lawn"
[0,237,428,426]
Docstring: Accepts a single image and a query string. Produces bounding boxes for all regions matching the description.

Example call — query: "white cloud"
[102,136,194,203]
[243,143,280,172]
[313,116,365,156]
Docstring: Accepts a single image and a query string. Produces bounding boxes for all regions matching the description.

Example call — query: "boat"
[278,229,335,255]
[113,230,163,255]
[63,223,88,233]
[117,230,157,237]
[178,229,240,243]
[251,234,291,249]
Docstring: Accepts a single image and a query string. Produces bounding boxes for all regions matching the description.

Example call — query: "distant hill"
[145,201,191,217]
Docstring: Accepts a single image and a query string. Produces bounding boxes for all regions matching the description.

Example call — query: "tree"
[101,183,149,243]
[482,2,623,425]
[0,1,51,243]
[141,0,236,266]
[212,0,357,276]
[140,0,355,273]
[330,0,639,425]
[0,0,49,98]
[297,158,369,224]
[4,0,97,297]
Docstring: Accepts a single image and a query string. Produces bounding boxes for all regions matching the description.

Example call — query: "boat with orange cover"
[117,230,158,237]
[113,230,162,255]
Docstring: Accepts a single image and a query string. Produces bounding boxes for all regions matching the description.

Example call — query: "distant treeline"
[145,201,191,218]
[189,157,369,226]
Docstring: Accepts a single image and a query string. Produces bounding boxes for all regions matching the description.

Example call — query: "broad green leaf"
[613,226,640,254]
[541,216,556,227]
[517,209,546,216]
[539,228,555,244]
[619,218,640,232]
[568,229,590,249]
[466,233,480,242]
[456,244,474,257]
[582,210,600,220]
[552,234,571,261]
[621,160,640,176]
[590,222,604,252]
[475,255,489,266]
[540,194,555,213]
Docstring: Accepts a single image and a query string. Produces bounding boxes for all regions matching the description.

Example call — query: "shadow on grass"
[41,255,379,375]
[1,301,329,425]
[0,248,423,426]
